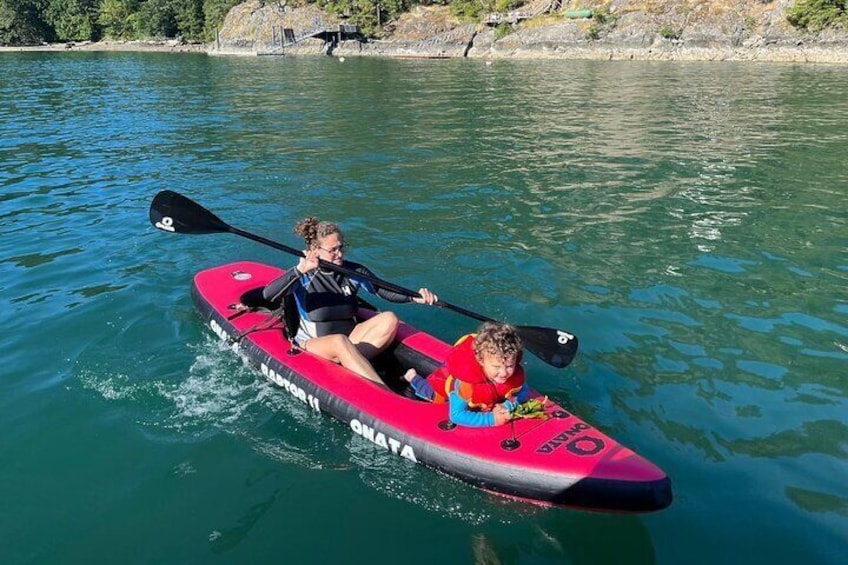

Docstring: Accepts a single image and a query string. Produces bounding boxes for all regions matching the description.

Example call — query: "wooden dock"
[257,22,362,56]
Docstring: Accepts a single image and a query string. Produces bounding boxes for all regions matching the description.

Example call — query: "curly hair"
[294,217,343,248]
[472,322,522,360]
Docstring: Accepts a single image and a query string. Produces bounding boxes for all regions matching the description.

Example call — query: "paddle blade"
[516,326,579,369]
[149,190,231,235]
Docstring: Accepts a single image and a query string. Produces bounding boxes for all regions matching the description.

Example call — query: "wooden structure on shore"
[258,22,362,55]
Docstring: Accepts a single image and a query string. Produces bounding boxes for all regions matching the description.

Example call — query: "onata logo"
[537,423,606,456]
[350,419,417,463]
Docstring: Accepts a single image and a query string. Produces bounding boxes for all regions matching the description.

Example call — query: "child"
[404,322,534,427]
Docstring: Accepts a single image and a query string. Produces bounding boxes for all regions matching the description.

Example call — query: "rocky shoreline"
[4,39,847,64]
[4,1,848,64]
[209,2,848,64]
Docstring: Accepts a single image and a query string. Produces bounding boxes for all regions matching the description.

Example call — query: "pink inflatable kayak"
[192,261,672,512]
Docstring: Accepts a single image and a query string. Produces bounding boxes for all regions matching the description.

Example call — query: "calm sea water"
[1,51,846,564]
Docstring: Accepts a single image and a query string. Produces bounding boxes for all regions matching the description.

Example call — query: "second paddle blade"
[516,325,579,368]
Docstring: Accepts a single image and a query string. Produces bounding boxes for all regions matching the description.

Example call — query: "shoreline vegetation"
[2,2,848,64]
[0,39,206,53]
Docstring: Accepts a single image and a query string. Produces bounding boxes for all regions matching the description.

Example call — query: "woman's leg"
[303,334,385,385]
[348,311,399,359]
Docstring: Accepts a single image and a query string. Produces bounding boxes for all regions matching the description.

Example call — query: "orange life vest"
[426,334,525,409]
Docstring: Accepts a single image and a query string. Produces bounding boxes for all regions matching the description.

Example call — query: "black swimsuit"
[262,261,412,343]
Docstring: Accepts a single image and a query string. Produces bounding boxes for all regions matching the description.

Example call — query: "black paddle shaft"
[149,190,578,368]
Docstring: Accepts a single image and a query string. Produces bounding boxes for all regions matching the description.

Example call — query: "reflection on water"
[717,420,848,459]
[786,486,848,517]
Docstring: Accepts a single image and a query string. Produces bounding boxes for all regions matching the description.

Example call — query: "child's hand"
[493,404,512,426]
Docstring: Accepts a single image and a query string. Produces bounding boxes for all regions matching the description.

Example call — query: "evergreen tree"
[0,0,51,45]
[787,0,848,31]
[202,0,240,41]
[45,0,100,41]
[139,0,178,38]
[98,0,140,39]
[174,0,204,40]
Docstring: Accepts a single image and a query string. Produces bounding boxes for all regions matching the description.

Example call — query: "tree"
[787,0,848,31]
[174,0,204,40]
[202,0,240,40]
[0,0,52,45]
[138,0,178,37]
[98,0,141,39]
[44,0,100,41]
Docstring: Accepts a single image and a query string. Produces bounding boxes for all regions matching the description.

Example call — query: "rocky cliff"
[211,1,848,63]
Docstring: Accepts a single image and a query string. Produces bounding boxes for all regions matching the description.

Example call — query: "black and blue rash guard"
[262,261,413,344]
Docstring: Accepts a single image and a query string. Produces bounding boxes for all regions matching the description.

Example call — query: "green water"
[1,52,846,564]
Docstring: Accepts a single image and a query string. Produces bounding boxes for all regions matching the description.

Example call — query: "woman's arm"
[346,263,412,303]
[347,262,437,304]
[262,268,301,302]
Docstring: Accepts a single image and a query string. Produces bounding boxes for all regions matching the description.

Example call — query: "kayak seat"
[233,287,300,343]
[238,287,279,312]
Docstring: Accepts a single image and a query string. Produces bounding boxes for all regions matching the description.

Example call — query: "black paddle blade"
[149,190,231,235]
[516,326,579,369]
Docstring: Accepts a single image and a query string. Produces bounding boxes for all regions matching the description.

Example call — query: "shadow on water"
[467,510,656,565]
[208,488,287,554]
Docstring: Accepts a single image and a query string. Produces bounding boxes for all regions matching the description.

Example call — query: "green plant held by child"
[513,396,549,419]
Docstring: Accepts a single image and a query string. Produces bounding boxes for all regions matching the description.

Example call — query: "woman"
[262,217,438,385]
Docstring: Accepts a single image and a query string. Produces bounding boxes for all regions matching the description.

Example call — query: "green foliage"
[45,0,100,41]
[202,0,240,40]
[493,0,518,12]
[98,0,140,39]
[592,3,616,27]
[0,0,52,44]
[585,3,616,41]
[451,0,495,20]
[317,0,410,37]
[787,0,848,32]
[139,0,179,38]
[99,0,208,40]
[2,0,213,44]
[659,26,680,40]
[493,21,510,39]
[174,0,205,39]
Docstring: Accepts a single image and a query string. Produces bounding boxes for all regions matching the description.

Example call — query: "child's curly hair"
[294,217,343,248]
[473,322,522,360]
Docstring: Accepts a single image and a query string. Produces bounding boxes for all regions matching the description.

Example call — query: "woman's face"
[315,232,345,265]
[478,351,517,384]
